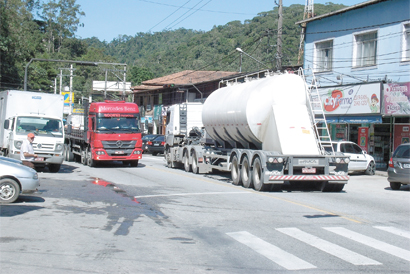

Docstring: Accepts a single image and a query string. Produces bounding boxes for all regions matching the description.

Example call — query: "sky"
[75,0,366,42]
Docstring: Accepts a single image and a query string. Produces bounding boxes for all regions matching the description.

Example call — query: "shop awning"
[325,116,382,124]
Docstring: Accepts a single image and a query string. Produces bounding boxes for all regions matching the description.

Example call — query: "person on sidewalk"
[20,133,38,169]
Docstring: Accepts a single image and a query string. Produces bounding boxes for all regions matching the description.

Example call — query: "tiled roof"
[130,70,238,92]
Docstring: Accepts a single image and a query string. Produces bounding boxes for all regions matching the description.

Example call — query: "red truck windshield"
[97,117,141,133]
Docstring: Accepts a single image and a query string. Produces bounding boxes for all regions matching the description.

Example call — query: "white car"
[326,141,376,175]
[0,157,40,204]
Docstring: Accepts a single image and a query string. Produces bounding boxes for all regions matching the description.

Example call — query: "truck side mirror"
[4,120,9,129]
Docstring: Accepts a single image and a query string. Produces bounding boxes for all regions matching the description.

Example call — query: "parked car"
[325,141,376,175]
[142,134,161,153]
[147,135,165,156]
[0,157,40,204]
[388,143,410,190]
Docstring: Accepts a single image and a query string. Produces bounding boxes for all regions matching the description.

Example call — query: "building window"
[314,40,333,72]
[353,31,377,67]
[403,23,410,61]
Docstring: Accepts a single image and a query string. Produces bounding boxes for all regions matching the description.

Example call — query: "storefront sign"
[319,83,381,115]
[394,125,410,151]
[358,127,369,152]
[383,82,410,115]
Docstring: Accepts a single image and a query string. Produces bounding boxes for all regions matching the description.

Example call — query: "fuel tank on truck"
[202,73,320,155]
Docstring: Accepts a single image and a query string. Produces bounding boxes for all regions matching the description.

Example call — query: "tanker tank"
[202,73,320,155]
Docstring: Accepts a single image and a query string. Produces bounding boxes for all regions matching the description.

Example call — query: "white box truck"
[165,71,350,192]
[0,90,65,172]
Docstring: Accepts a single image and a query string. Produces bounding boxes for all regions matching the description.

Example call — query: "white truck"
[165,71,350,192]
[0,90,65,172]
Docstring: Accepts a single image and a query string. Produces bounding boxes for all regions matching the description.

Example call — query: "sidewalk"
[375,170,388,177]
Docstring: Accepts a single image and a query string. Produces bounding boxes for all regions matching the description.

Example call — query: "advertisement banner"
[394,125,410,151]
[61,91,74,104]
[383,82,410,115]
[358,127,369,152]
[319,83,381,115]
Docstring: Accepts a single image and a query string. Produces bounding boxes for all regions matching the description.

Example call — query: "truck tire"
[183,152,191,172]
[130,160,139,167]
[86,147,96,167]
[0,178,20,204]
[241,156,253,188]
[65,145,74,162]
[317,181,335,192]
[332,184,345,192]
[80,149,86,165]
[252,157,270,191]
[165,148,174,168]
[231,155,241,186]
[191,151,199,174]
[48,164,61,173]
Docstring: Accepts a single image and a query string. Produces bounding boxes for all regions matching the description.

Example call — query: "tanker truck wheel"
[317,181,335,192]
[191,151,199,174]
[241,156,253,188]
[165,148,175,168]
[252,157,270,191]
[231,155,241,186]
[183,152,191,172]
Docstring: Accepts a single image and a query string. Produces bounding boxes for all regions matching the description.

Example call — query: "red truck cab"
[65,100,143,167]
[88,100,142,166]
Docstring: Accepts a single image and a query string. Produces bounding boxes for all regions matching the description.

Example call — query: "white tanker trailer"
[165,72,350,192]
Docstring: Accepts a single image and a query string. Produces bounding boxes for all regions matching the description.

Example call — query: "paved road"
[1,154,409,273]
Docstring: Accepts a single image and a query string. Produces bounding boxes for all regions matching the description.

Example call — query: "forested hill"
[0,1,345,94]
[86,3,346,79]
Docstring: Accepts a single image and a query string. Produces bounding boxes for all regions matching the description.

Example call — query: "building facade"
[298,0,410,169]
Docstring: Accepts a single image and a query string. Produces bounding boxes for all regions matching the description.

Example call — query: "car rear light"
[388,157,394,168]
[147,141,152,145]
[161,141,165,146]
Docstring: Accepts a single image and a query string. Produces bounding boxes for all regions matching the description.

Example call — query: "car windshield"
[393,145,410,158]
[97,117,141,133]
[16,116,63,137]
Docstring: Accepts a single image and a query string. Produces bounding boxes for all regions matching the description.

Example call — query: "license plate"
[154,144,159,146]
[36,157,44,161]
[302,167,316,173]
[115,151,124,154]
[299,159,319,165]
[403,164,410,168]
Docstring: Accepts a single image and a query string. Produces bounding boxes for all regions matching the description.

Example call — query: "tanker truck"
[164,71,350,192]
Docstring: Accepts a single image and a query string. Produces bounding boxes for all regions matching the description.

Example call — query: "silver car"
[388,143,410,190]
[0,157,40,204]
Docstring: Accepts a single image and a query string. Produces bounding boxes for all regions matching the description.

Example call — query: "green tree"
[40,0,85,53]
[129,66,154,86]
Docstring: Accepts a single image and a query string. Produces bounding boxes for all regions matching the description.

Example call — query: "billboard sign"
[383,82,410,115]
[318,83,382,115]
[92,81,131,93]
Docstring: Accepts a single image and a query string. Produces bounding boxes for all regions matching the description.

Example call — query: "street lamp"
[235,48,270,70]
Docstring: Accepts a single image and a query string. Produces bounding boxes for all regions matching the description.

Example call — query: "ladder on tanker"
[298,68,335,155]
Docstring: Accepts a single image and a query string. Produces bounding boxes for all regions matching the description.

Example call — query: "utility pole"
[69,64,73,115]
[276,0,283,72]
[298,0,314,65]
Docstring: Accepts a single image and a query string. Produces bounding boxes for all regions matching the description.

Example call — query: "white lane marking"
[374,226,410,239]
[134,191,249,198]
[324,227,410,262]
[111,217,125,233]
[276,228,381,265]
[226,231,316,270]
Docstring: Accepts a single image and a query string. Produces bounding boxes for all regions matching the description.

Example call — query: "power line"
[148,0,192,32]
[166,0,213,30]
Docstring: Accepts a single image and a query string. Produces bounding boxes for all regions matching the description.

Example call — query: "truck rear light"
[388,157,394,168]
